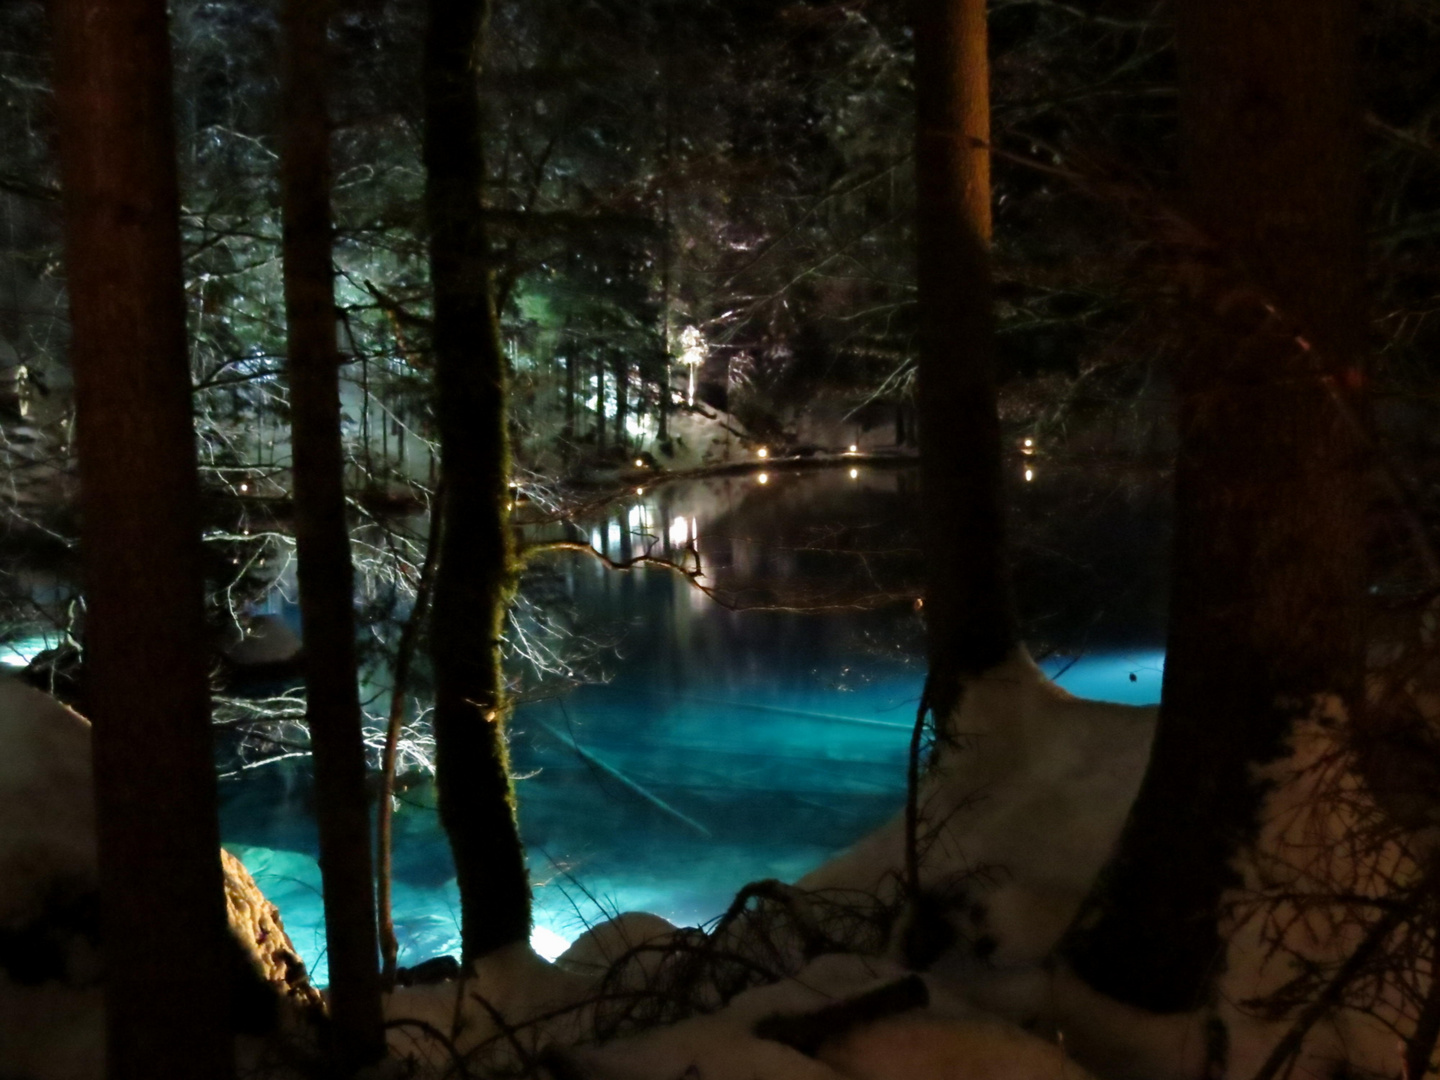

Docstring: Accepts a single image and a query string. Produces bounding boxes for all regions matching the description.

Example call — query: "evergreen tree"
[1063,0,1369,1016]
[49,0,234,1074]
[279,0,386,1062]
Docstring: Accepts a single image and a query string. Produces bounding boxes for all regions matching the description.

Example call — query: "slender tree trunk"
[278,0,385,1062]
[49,1,233,1076]
[595,355,608,452]
[913,0,1018,725]
[1063,0,1367,1014]
[613,352,628,451]
[423,0,531,961]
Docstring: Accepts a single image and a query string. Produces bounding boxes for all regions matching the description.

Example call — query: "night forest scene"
[3,0,1440,1078]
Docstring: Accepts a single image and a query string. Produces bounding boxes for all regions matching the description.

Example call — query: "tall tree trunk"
[1063,0,1367,1014]
[423,0,531,961]
[613,352,628,452]
[563,348,577,453]
[913,0,1018,725]
[278,0,385,1062]
[49,1,233,1076]
[595,355,608,453]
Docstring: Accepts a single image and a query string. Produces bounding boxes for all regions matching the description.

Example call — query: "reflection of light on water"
[0,633,58,669]
[849,468,859,480]
[607,521,622,550]
[670,516,689,546]
[1024,468,1034,482]
[757,473,769,485]
[590,528,603,552]
[530,924,572,962]
[690,517,698,544]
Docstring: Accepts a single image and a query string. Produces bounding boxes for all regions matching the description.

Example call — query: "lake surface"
[218,462,1168,983]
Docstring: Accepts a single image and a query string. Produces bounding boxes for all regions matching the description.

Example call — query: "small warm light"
[635,459,644,468]
[636,487,644,495]
[849,468,858,479]
[757,472,769,484]
[757,447,768,459]
[848,444,858,453]
[239,482,249,493]
[1024,468,1034,482]
[507,502,514,511]
[1023,438,1034,448]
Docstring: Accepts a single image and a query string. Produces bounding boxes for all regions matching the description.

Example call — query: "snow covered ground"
[2,644,1421,1080]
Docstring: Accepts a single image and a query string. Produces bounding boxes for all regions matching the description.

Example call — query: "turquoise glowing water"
[217,467,1167,984]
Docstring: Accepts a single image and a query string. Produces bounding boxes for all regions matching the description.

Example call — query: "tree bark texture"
[1063,0,1367,1014]
[423,0,532,960]
[49,1,234,1076]
[278,0,386,1062]
[913,0,1018,724]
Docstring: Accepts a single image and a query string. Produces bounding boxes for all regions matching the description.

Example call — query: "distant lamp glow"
[848,444,858,453]
[669,516,689,546]
[849,468,858,479]
[757,472,769,484]
[1021,437,1036,457]
[239,482,249,493]
[636,487,644,495]
[1024,468,1035,482]
[635,458,645,468]
[757,447,768,459]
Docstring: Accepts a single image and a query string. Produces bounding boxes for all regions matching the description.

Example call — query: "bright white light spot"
[636,487,644,495]
[239,483,249,493]
[670,516,689,546]
[635,459,644,468]
[590,529,603,551]
[848,444,858,453]
[530,925,572,962]
[607,521,622,549]
[1024,468,1034,482]
[757,472,769,484]
[690,517,698,544]
[757,447,768,459]
[1023,438,1034,448]
[849,468,858,479]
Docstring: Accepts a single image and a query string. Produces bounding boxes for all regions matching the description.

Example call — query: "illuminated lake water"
[216,463,1168,984]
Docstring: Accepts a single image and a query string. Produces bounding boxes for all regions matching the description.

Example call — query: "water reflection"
[217,462,1171,980]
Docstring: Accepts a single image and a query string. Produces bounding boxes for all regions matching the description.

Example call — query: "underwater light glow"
[530,925,573,962]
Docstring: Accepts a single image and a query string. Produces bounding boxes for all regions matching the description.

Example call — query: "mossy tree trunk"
[913,0,1019,725]
[278,0,386,1062]
[423,0,532,961]
[1062,0,1367,1015]
[50,0,233,1075]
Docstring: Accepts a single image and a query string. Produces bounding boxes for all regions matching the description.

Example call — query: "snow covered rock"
[0,678,320,1080]
[802,651,1157,970]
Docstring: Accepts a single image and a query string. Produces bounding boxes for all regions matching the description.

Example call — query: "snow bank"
[0,679,319,1080]
[802,651,1157,969]
[0,679,103,1080]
